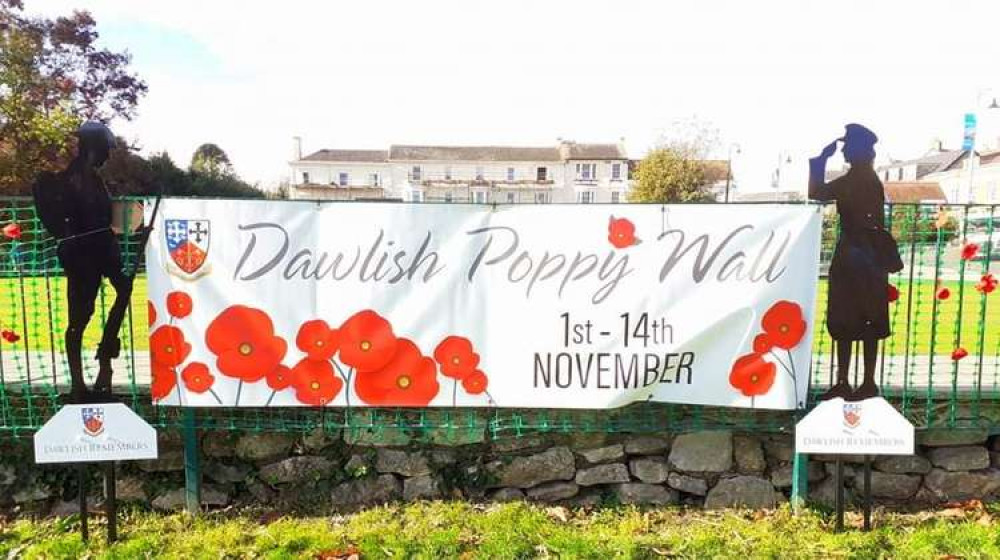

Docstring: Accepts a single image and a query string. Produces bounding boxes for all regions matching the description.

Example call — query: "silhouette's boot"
[850,373,879,401]
[92,337,120,396]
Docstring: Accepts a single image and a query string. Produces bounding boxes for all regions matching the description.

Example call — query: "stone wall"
[3,428,1000,515]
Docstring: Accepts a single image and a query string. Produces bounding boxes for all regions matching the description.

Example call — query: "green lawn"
[2,502,1000,559]
[0,275,150,352]
[2,276,998,358]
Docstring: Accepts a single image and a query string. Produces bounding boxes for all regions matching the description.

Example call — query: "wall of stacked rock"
[2,428,1000,515]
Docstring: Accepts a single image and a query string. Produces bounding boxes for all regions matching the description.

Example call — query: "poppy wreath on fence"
[728,300,807,408]
[150,297,492,408]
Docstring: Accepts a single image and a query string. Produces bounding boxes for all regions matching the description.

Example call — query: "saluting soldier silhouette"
[33,122,138,402]
[808,124,902,401]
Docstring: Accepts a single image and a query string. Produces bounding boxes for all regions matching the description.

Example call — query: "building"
[289,139,630,203]
[877,144,1000,204]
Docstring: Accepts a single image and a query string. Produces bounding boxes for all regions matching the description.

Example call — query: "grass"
[5,275,999,357]
[0,275,150,352]
[3,503,1000,559]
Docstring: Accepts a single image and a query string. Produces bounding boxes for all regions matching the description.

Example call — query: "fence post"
[790,451,809,512]
[182,408,201,513]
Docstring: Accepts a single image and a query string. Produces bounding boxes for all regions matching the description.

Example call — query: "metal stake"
[78,464,88,543]
[835,458,844,532]
[105,462,117,544]
[863,455,872,531]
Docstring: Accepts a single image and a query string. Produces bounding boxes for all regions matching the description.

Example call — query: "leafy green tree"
[0,0,146,194]
[628,147,713,203]
[190,143,232,176]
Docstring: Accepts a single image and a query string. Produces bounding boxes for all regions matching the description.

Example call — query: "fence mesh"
[1,197,998,439]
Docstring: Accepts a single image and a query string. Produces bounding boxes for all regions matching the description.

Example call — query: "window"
[302,172,310,184]
[506,192,516,203]
[507,167,515,181]
[339,172,349,186]
[897,168,903,181]
[411,190,424,202]
[537,167,547,181]
[576,163,596,180]
[445,192,453,203]
[612,163,622,181]
[611,191,621,203]
[444,166,452,180]
[535,192,549,204]
[475,166,484,181]
[473,191,487,204]
[411,166,422,181]
[369,172,381,187]
[578,191,594,203]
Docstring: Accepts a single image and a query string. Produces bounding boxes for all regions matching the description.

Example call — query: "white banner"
[146,200,821,410]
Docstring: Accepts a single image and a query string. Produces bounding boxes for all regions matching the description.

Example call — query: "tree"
[629,117,721,203]
[0,0,146,194]
[190,143,232,176]
[628,148,714,203]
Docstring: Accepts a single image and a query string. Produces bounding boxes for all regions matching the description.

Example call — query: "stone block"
[490,447,576,489]
[926,446,990,471]
[575,463,630,486]
[527,481,580,502]
[704,476,783,509]
[577,444,625,465]
[375,449,431,477]
[629,457,670,484]
[668,431,733,473]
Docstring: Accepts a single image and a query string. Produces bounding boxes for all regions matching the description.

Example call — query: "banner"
[146,200,821,410]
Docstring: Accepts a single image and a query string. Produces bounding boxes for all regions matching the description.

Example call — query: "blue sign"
[962,113,977,151]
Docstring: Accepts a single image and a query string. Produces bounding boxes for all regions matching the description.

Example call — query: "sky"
[29,0,1000,193]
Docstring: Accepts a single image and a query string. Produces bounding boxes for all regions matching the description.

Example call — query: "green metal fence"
[0,197,998,439]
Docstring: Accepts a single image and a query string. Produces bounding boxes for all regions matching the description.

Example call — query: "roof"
[301,149,388,163]
[978,150,1000,166]
[560,142,627,160]
[883,181,947,203]
[879,149,966,178]
[732,191,804,202]
[389,145,561,162]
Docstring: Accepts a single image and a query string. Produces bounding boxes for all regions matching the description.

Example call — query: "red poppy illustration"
[728,352,777,397]
[339,309,398,372]
[291,358,343,406]
[181,362,214,394]
[267,364,294,391]
[433,336,480,380]
[149,325,191,368]
[1,329,20,343]
[951,347,969,361]
[166,291,193,319]
[936,286,951,300]
[151,363,177,402]
[608,216,639,249]
[887,284,899,303]
[296,319,339,361]
[976,273,998,295]
[148,301,157,327]
[205,305,288,382]
[2,223,21,240]
[760,301,807,350]
[961,242,980,261]
[355,338,440,406]
[462,370,489,395]
[752,333,773,354]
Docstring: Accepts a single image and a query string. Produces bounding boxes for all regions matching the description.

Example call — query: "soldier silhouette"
[808,124,902,401]
[33,122,143,402]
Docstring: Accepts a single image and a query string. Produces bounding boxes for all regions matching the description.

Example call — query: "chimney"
[929,138,943,153]
[292,136,302,161]
[617,136,627,158]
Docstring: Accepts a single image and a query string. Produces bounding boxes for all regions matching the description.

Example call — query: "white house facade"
[289,139,630,203]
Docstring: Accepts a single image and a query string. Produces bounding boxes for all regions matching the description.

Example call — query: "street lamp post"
[724,143,741,203]
[772,152,793,190]
[963,88,1000,204]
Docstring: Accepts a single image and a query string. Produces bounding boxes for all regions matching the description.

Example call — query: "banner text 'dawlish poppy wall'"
[146,200,821,410]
